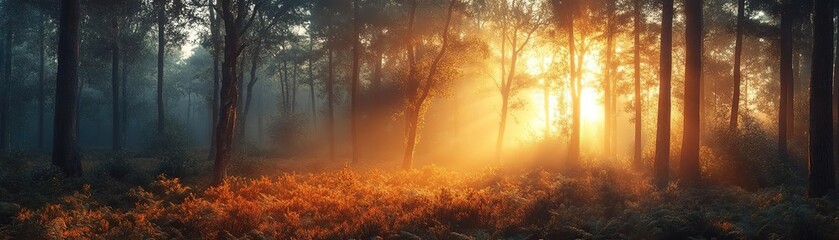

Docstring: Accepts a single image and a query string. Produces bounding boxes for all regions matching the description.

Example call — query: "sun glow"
[523,48,606,140]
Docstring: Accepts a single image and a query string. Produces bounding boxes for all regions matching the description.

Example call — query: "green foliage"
[705,118,806,189]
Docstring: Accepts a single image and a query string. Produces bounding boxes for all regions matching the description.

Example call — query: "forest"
[0,0,837,239]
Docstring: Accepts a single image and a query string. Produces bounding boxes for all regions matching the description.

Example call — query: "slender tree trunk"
[544,77,550,139]
[309,38,317,131]
[241,45,260,139]
[122,60,128,145]
[633,0,642,166]
[156,0,166,133]
[779,0,794,155]
[568,10,580,170]
[327,49,335,162]
[38,14,46,150]
[680,0,703,183]
[1,24,11,151]
[496,44,519,163]
[655,0,674,187]
[208,0,220,161]
[111,41,121,151]
[834,6,839,174]
[187,94,191,127]
[604,0,614,156]
[730,0,745,131]
[351,0,361,164]
[808,0,835,198]
[53,0,83,177]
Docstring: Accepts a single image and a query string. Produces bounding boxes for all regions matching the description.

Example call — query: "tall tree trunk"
[834,5,839,174]
[241,45,260,139]
[212,0,247,186]
[53,0,83,177]
[208,0,220,161]
[351,0,361,164]
[2,23,11,151]
[327,49,335,162]
[38,14,46,150]
[568,10,580,170]
[808,0,835,198]
[633,0,642,166]
[156,0,166,133]
[122,59,128,145]
[403,0,455,169]
[604,0,614,156]
[730,0,745,131]
[111,41,121,151]
[309,37,317,131]
[655,0,674,187]
[680,0,703,183]
[779,0,794,155]
[496,39,520,164]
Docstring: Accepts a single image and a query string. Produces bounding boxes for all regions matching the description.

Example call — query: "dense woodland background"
[0,0,837,239]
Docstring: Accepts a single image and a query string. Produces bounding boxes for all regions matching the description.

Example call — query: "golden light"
[522,47,606,143]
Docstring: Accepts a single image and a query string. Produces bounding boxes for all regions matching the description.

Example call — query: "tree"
[551,0,583,169]
[654,0,674,187]
[155,0,166,133]
[729,0,745,131]
[402,0,457,169]
[778,0,794,155]
[350,0,361,163]
[680,0,702,183]
[632,0,642,167]
[492,0,546,163]
[808,0,835,198]
[212,0,259,185]
[53,0,83,176]
[153,0,188,134]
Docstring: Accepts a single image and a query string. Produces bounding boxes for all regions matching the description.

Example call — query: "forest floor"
[0,150,837,239]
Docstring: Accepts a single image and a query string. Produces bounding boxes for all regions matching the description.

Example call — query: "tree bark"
[212,0,248,186]
[327,49,335,162]
[53,0,83,177]
[779,0,794,155]
[156,0,166,133]
[38,14,46,150]
[309,36,317,131]
[208,0,220,161]
[680,0,703,183]
[808,0,835,198]
[122,58,128,145]
[241,45,260,139]
[604,0,614,157]
[351,0,361,164]
[111,41,121,151]
[568,9,580,170]
[655,0,674,187]
[403,0,455,169]
[730,0,745,131]
[633,0,642,166]
[1,21,11,151]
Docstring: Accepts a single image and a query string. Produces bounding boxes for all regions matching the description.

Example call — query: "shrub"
[268,113,309,155]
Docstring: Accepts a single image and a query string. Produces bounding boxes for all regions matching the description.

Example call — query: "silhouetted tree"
[53,0,83,177]
[807,0,835,198]
[654,0,674,187]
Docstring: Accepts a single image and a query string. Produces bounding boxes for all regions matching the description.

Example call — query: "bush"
[143,120,193,158]
[268,113,309,155]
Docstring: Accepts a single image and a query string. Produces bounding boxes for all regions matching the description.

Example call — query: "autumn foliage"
[4,164,838,239]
